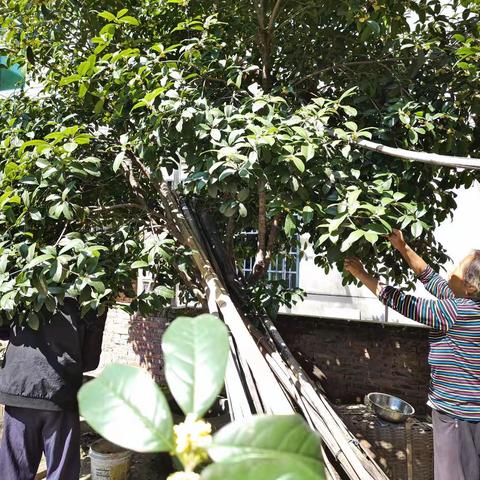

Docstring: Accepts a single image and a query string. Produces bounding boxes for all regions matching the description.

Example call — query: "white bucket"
[89,439,132,480]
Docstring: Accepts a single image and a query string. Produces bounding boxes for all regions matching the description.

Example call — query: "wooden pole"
[325,128,480,170]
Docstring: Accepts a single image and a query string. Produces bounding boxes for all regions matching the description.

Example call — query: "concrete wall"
[281,185,480,324]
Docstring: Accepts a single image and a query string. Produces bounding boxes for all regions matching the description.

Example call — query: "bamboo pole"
[185,202,388,480]
[354,137,480,170]
[325,127,480,170]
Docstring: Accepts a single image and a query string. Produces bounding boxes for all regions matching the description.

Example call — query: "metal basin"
[365,392,415,423]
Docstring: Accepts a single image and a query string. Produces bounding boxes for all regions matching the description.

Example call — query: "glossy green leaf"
[131,260,149,269]
[364,231,379,245]
[290,156,305,173]
[201,458,325,480]
[78,364,174,452]
[284,214,296,238]
[27,254,55,269]
[98,11,116,22]
[340,230,364,252]
[119,16,140,26]
[411,221,423,238]
[209,415,323,468]
[162,314,229,417]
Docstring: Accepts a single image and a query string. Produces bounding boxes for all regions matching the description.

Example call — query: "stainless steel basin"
[365,392,415,423]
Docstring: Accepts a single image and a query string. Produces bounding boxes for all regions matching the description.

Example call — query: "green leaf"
[27,254,55,269]
[30,210,43,221]
[210,414,323,466]
[51,260,63,282]
[113,152,126,172]
[252,100,267,112]
[302,206,314,224]
[364,231,379,245]
[344,121,357,132]
[408,128,418,144]
[63,142,78,153]
[117,8,128,18]
[201,459,325,480]
[131,260,149,269]
[237,188,249,202]
[154,286,175,299]
[366,20,380,35]
[411,221,423,238]
[238,203,247,217]
[119,16,140,26]
[98,11,116,22]
[340,230,364,252]
[211,129,222,142]
[366,222,390,235]
[328,214,348,233]
[161,314,229,417]
[28,312,40,331]
[284,213,296,238]
[290,156,305,174]
[78,364,174,452]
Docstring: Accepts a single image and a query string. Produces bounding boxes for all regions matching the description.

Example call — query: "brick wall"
[92,308,169,383]
[275,315,430,414]
[95,309,431,414]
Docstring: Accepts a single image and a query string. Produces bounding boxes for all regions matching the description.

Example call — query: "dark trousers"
[0,406,80,480]
[433,409,480,480]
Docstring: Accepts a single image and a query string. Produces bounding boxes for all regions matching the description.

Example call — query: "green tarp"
[0,56,24,91]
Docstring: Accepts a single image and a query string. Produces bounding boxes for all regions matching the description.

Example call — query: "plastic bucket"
[89,439,132,480]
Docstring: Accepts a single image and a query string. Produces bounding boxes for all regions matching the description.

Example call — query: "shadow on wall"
[127,308,202,385]
[127,314,168,384]
[275,315,431,415]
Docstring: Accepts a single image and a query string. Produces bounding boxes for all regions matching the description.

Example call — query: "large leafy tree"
[0,0,478,324]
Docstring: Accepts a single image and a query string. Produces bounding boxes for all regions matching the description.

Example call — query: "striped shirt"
[379,266,480,421]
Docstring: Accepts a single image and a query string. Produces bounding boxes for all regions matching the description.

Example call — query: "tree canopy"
[0,0,479,324]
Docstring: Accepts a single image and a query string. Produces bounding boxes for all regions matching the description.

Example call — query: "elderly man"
[0,299,106,480]
[345,230,480,480]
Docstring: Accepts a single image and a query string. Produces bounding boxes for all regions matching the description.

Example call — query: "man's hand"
[388,229,407,251]
[344,257,367,278]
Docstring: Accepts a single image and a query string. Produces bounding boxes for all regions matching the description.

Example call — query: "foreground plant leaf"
[162,314,229,417]
[208,414,324,473]
[78,364,174,452]
[201,457,325,480]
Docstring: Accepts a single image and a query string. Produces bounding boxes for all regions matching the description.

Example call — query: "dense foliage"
[0,0,479,322]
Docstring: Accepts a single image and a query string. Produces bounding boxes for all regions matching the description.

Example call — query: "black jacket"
[0,298,107,411]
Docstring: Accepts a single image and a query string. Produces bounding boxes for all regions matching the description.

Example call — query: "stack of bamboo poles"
[157,188,388,480]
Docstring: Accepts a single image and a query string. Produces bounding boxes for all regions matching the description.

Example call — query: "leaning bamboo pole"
[354,137,480,170]
[325,127,480,170]
[144,173,387,479]
[183,201,388,480]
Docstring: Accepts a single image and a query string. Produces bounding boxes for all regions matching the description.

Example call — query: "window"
[241,231,300,288]
[137,269,155,295]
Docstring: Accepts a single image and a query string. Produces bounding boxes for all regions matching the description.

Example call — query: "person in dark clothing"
[0,297,107,480]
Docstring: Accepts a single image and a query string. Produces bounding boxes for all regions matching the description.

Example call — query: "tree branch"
[89,203,146,213]
[225,216,236,266]
[250,179,268,282]
[254,0,272,90]
[254,0,265,30]
[265,212,284,265]
[257,178,267,254]
[268,0,284,33]
[292,57,407,86]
